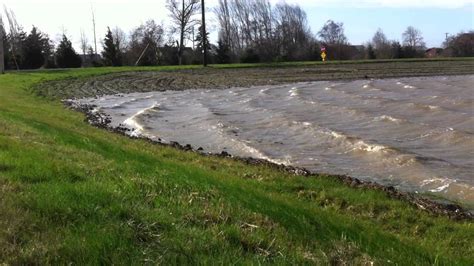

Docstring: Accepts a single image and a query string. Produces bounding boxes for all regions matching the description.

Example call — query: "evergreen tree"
[21,26,51,69]
[102,27,121,66]
[402,46,418,58]
[55,35,82,68]
[216,39,231,64]
[366,44,376,59]
[86,46,100,67]
[195,26,210,55]
[390,41,404,59]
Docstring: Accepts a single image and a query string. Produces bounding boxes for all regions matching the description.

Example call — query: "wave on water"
[109,98,144,109]
[374,115,403,123]
[324,129,390,153]
[91,107,101,113]
[352,140,389,153]
[413,128,473,146]
[289,87,300,97]
[123,102,160,136]
[106,95,156,109]
[308,125,422,168]
[396,81,417,89]
[408,103,441,111]
[230,137,292,166]
[421,177,457,193]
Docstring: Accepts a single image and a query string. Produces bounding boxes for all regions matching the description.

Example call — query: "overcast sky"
[1,0,473,52]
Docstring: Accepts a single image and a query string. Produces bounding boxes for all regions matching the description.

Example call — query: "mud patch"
[35,60,474,100]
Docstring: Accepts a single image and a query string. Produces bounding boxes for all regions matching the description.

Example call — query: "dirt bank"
[36,59,474,99]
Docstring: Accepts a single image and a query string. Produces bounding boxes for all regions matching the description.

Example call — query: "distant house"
[425,48,443,58]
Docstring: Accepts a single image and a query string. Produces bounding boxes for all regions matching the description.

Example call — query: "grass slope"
[0,63,473,264]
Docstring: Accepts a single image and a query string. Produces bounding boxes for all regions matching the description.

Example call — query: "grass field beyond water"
[0,60,473,264]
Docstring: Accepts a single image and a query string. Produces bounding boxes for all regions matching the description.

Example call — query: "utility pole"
[135,43,150,66]
[91,4,97,55]
[445,33,449,44]
[201,0,207,67]
[0,18,4,74]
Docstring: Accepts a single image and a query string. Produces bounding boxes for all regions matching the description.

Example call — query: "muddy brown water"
[74,75,474,207]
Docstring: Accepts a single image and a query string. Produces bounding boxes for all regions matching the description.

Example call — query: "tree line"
[1,2,473,70]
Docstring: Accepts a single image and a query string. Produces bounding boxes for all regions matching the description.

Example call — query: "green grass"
[0,64,473,264]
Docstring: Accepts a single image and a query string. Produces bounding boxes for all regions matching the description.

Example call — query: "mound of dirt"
[35,60,474,99]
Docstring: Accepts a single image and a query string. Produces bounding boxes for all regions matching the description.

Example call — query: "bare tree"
[0,16,4,74]
[371,28,391,59]
[372,28,387,49]
[318,20,347,45]
[402,26,425,50]
[318,20,352,60]
[3,6,21,70]
[214,0,232,47]
[112,27,127,54]
[443,31,474,57]
[215,0,276,60]
[214,0,252,58]
[214,0,316,62]
[275,3,313,60]
[79,29,89,56]
[251,0,275,60]
[128,20,164,66]
[166,0,200,65]
[232,0,253,47]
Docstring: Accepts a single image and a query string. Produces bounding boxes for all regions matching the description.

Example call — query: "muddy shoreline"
[65,100,473,220]
[36,60,474,100]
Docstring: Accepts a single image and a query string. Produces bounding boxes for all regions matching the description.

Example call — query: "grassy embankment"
[1,60,473,264]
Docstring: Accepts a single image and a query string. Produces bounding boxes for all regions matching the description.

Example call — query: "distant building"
[425,48,443,58]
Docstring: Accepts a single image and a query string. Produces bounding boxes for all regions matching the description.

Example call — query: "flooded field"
[75,75,474,205]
